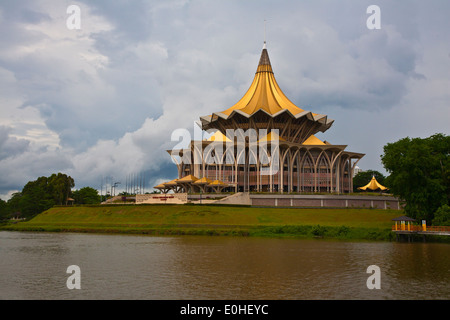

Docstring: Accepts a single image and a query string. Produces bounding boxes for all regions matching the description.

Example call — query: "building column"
[288,149,294,193]
[280,157,284,194]
[335,157,341,193]
[257,160,260,192]
[234,160,238,193]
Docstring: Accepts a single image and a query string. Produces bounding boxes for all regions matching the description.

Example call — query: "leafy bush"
[311,225,326,237]
[337,225,350,236]
[432,205,450,226]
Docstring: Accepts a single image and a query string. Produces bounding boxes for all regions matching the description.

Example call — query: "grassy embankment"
[0,204,404,241]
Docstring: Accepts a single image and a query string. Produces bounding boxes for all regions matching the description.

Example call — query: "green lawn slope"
[1,204,403,241]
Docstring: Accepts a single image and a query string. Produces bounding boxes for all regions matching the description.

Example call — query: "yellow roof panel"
[193,177,213,185]
[164,179,179,186]
[209,180,228,186]
[302,135,326,145]
[206,131,232,142]
[258,131,286,142]
[358,176,388,191]
[176,175,199,183]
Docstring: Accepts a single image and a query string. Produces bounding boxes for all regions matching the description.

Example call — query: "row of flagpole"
[99,173,146,199]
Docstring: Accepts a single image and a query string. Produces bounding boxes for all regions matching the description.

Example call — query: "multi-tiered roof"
[199,45,334,144]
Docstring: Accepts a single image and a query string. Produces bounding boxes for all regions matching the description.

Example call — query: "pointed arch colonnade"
[168,140,363,194]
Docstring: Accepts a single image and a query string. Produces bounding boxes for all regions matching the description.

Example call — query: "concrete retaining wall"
[130,192,401,209]
[213,192,251,205]
[250,194,401,210]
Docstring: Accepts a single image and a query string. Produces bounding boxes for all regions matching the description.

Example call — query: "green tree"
[6,192,22,218]
[48,173,75,205]
[0,198,8,220]
[432,204,450,226]
[21,176,55,217]
[353,170,386,192]
[7,172,76,219]
[381,133,449,221]
[72,187,100,205]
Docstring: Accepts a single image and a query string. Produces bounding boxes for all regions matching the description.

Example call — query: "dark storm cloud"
[78,0,153,43]
[0,0,163,152]
[19,8,51,24]
[0,146,73,196]
[261,1,424,112]
[0,126,30,160]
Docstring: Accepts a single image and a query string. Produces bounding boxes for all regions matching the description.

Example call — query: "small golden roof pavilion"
[358,176,388,191]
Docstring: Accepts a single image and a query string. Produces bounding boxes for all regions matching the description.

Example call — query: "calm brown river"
[0,231,449,300]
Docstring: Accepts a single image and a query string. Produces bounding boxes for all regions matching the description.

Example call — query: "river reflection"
[0,231,449,300]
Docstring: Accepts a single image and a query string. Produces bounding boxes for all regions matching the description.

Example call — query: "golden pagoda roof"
[193,177,214,185]
[154,183,168,189]
[200,46,333,130]
[358,176,388,191]
[209,179,228,186]
[176,175,199,183]
[302,135,326,145]
[164,179,179,186]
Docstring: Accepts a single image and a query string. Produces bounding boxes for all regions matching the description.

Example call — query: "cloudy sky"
[0,0,449,199]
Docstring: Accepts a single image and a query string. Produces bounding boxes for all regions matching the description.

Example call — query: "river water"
[0,231,449,300]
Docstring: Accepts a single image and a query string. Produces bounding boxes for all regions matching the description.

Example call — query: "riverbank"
[0,204,412,241]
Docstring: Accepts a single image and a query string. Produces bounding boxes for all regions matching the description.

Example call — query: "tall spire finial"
[263,19,267,49]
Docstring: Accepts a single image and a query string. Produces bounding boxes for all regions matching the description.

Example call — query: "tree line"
[0,173,100,221]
